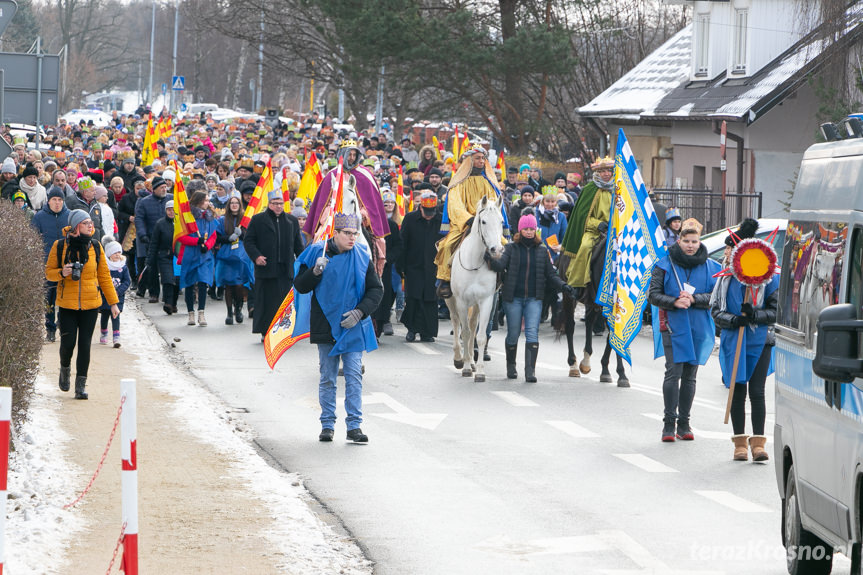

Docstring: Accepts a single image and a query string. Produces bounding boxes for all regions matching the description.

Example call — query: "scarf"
[592,172,615,191]
[537,204,559,226]
[669,243,707,269]
[108,256,126,272]
[67,233,91,265]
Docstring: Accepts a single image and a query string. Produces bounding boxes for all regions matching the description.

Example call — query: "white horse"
[314,173,368,249]
[445,196,505,382]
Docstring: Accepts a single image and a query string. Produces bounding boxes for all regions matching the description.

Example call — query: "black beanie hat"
[725,218,759,247]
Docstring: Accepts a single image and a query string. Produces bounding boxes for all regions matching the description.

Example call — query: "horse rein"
[458,211,491,272]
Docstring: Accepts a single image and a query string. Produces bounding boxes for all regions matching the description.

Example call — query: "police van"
[775,117,863,575]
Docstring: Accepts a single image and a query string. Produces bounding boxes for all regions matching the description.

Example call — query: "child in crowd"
[100,238,130,347]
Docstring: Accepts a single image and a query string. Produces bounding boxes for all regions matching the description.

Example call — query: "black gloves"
[730,314,747,329]
[562,284,577,299]
[483,251,492,262]
[740,303,754,316]
[198,237,207,253]
[597,222,608,234]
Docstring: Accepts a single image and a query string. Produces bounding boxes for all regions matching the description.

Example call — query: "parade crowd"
[5,108,776,456]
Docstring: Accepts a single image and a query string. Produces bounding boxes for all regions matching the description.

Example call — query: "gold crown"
[590,156,614,170]
[340,139,358,149]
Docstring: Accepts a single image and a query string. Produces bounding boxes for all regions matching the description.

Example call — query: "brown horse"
[556,241,629,387]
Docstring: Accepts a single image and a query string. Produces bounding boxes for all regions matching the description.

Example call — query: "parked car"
[60,109,113,127]
[700,217,788,265]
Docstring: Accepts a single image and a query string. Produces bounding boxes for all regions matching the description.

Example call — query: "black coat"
[383,217,402,268]
[488,238,565,302]
[398,210,442,301]
[293,238,384,345]
[243,209,304,280]
[147,216,176,280]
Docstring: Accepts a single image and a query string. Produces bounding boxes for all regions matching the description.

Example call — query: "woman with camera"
[46,209,120,400]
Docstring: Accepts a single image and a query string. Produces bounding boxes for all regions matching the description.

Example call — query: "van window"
[778,220,847,347]
[848,228,863,317]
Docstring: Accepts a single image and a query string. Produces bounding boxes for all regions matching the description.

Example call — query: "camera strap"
[55,238,102,274]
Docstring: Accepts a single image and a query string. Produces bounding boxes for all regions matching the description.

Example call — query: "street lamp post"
[170,1,179,113]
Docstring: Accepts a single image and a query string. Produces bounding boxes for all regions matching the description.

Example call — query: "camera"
[70,262,84,281]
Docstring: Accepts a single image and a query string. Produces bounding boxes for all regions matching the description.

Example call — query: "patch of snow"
[122,302,373,574]
[5,383,86,574]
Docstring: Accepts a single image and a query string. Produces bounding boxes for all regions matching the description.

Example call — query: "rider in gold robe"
[434,144,502,298]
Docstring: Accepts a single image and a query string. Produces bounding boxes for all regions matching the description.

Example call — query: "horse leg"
[562,296,580,377]
[616,352,630,388]
[449,301,464,370]
[464,305,479,376]
[580,306,593,374]
[600,336,613,383]
[473,298,493,383]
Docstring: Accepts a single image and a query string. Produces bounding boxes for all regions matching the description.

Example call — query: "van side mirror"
[814,304,863,383]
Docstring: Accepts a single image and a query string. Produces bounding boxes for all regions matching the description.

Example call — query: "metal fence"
[650,188,762,234]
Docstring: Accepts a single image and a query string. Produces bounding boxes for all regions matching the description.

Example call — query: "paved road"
[139,299,853,575]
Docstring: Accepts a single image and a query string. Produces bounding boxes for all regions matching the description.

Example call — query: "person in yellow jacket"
[45,209,119,400]
[434,144,501,298]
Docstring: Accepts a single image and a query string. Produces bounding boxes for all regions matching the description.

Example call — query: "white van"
[774,125,863,574]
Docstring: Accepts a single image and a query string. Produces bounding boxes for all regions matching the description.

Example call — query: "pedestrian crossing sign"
[171,76,185,91]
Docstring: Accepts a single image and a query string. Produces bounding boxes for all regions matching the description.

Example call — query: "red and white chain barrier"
[120,379,138,575]
[0,387,11,575]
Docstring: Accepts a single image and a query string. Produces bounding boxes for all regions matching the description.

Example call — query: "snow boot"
[113,331,121,349]
[59,366,71,392]
[198,310,207,326]
[187,312,196,326]
[749,435,769,462]
[676,419,694,441]
[234,301,244,324]
[225,314,234,325]
[732,434,750,461]
[661,418,676,442]
[99,329,108,345]
[74,375,88,400]
[505,344,518,379]
[524,343,538,383]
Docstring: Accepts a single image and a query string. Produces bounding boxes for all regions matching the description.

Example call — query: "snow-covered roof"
[577,25,692,118]
[580,4,863,125]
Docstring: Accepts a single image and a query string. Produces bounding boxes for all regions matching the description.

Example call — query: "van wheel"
[784,465,833,575]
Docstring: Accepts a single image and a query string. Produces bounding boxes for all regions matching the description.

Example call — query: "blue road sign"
[171,76,185,91]
[161,83,167,94]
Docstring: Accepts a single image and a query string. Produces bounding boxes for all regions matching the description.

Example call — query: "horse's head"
[476,195,505,257]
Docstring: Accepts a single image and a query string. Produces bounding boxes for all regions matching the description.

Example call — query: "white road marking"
[546,420,600,438]
[694,490,772,513]
[613,453,678,473]
[364,392,447,430]
[409,342,440,355]
[491,391,539,407]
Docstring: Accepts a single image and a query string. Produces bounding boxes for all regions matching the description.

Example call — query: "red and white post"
[120,379,138,575]
[0,387,12,575]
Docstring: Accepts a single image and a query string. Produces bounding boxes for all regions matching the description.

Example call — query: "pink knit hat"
[518,214,537,231]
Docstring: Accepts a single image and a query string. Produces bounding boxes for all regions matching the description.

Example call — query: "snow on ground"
[5,382,85,574]
[121,301,373,574]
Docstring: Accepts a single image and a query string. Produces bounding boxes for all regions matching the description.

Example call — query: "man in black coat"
[398,191,442,342]
[147,201,178,315]
[373,215,402,337]
[243,191,304,338]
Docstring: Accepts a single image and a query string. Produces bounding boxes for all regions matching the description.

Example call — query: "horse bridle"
[458,209,492,272]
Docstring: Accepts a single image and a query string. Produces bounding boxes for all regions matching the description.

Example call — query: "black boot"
[234,301,244,324]
[505,344,518,379]
[661,418,676,442]
[74,375,88,400]
[676,419,694,441]
[483,336,491,362]
[524,343,538,383]
[59,366,71,392]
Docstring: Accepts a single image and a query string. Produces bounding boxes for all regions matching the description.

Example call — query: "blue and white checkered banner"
[596,129,668,363]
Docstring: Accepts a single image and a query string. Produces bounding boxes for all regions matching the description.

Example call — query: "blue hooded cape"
[296,240,378,356]
[718,275,779,386]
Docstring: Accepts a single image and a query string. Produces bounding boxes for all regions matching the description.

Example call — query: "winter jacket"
[100,264,131,312]
[45,231,119,310]
[134,192,173,251]
[294,238,384,345]
[31,202,70,261]
[147,216,176,281]
[487,238,566,302]
[243,209,304,280]
[117,188,144,245]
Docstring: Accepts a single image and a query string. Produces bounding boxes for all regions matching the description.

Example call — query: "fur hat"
[725,217,759,247]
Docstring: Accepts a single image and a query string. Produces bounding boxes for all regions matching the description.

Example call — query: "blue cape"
[718,275,779,385]
[651,255,720,365]
[296,240,378,356]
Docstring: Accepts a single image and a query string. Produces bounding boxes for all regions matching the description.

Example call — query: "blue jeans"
[317,343,364,430]
[503,297,542,345]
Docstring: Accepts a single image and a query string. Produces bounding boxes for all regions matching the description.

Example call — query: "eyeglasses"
[338,230,361,237]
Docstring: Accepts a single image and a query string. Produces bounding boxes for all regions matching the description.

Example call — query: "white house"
[579,0,863,222]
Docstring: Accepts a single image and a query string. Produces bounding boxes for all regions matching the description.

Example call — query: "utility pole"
[375,64,384,134]
[170,1,179,113]
[256,9,263,112]
[148,1,155,105]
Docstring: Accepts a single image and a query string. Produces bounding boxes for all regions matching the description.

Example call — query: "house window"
[733,9,748,73]
[695,14,710,77]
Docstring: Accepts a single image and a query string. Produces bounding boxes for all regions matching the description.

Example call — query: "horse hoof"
[454,360,464,369]
[600,372,612,383]
[462,368,473,377]
[569,366,581,378]
[579,363,591,374]
[617,377,631,388]
[474,374,486,383]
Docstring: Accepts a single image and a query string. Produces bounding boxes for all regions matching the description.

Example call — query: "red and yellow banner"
[171,160,198,262]
[239,158,274,228]
[264,289,310,369]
